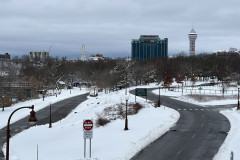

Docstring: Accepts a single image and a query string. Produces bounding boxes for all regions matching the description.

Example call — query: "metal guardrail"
[161,87,238,95]
[0,83,33,88]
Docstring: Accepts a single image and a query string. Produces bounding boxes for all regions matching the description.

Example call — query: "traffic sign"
[83,120,93,131]
[135,88,147,96]
[83,119,94,158]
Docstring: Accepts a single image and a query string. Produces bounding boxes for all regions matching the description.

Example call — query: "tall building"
[131,35,168,61]
[81,44,86,61]
[188,28,197,56]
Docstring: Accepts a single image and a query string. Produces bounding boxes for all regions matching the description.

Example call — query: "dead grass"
[95,102,144,127]
[186,94,237,102]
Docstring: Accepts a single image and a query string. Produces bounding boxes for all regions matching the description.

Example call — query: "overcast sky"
[0,0,239,59]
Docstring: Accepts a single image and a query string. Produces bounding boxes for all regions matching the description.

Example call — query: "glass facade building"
[131,35,168,61]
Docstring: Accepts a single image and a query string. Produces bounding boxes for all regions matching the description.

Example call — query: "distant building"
[213,48,240,56]
[131,35,168,61]
[0,53,10,59]
[57,81,65,89]
[188,28,197,56]
[81,44,86,61]
[89,54,104,61]
[29,51,49,61]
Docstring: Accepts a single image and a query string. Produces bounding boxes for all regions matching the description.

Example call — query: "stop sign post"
[83,119,93,158]
[83,120,93,139]
[83,120,93,131]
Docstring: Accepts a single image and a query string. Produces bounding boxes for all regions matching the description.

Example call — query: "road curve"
[131,88,230,160]
[0,93,88,160]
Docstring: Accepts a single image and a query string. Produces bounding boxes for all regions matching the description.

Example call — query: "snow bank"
[213,109,240,160]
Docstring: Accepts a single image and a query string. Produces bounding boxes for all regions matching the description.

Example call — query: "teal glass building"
[131,35,168,61]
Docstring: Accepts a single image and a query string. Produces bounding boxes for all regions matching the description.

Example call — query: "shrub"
[133,102,143,114]
[0,98,13,107]
[96,114,110,127]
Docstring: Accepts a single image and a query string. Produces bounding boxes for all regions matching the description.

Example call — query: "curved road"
[0,93,88,160]
[131,88,230,160]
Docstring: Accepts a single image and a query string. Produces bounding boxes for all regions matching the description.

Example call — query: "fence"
[161,87,238,95]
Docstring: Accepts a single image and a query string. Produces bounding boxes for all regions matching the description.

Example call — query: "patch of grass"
[96,114,110,127]
[95,102,144,127]
[133,102,143,114]
[186,94,237,102]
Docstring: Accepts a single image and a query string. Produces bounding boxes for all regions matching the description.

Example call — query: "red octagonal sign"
[83,120,93,131]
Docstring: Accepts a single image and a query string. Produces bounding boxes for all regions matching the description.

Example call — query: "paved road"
[0,93,88,160]
[131,88,230,160]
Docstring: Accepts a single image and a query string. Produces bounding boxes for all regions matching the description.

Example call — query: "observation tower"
[188,28,197,56]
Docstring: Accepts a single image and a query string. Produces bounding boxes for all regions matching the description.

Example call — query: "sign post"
[135,88,147,101]
[83,119,93,158]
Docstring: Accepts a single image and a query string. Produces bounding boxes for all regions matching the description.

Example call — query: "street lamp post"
[49,104,52,128]
[55,88,58,97]
[43,91,45,101]
[124,96,129,130]
[6,105,37,160]
[2,95,4,111]
[237,88,240,110]
[157,87,161,107]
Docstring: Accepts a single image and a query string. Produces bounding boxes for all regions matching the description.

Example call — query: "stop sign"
[83,120,93,131]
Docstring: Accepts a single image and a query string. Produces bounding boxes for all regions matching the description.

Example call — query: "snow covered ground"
[1,85,179,160]
[2,80,240,160]
[0,88,88,129]
[213,109,240,160]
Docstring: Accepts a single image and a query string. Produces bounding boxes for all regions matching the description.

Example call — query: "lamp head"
[28,109,37,125]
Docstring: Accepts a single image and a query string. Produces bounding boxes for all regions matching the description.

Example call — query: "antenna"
[48,44,52,53]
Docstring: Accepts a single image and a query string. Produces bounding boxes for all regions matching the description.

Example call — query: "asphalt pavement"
[0,93,88,160]
[131,88,230,160]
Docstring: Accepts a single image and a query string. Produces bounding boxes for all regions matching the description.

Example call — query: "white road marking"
[177,150,182,155]
[191,134,196,139]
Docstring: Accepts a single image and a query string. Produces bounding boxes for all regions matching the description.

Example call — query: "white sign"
[84,130,93,139]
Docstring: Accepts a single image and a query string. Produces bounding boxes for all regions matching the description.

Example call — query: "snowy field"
[152,81,240,160]
[1,85,179,160]
[1,80,240,160]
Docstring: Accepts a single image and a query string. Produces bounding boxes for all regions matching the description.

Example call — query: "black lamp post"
[2,95,4,111]
[49,104,52,128]
[237,88,240,110]
[124,96,129,130]
[157,87,161,107]
[43,91,45,101]
[6,105,37,160]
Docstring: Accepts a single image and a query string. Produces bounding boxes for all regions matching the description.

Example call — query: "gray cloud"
[0,0,239,58]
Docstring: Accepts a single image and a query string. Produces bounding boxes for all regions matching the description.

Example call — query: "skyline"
[0,0,240,59]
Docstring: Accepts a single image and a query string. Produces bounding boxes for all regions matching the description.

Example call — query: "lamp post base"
[124,119,128,130]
